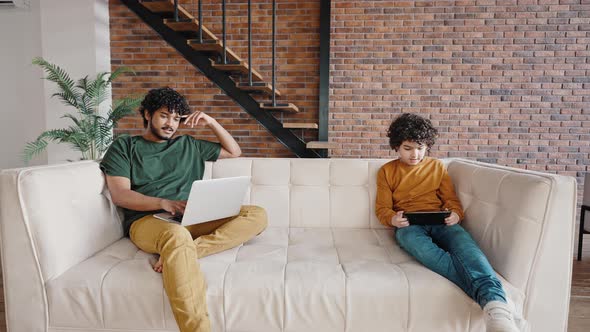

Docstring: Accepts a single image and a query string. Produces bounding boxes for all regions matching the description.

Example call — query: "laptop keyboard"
[170,214,183,222]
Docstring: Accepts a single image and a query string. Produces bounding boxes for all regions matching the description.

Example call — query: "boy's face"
[396,140,427,166]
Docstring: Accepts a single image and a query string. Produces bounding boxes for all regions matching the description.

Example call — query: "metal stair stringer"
[120,0,322,158]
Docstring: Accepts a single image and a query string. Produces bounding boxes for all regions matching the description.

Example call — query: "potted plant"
[23,57,142,163]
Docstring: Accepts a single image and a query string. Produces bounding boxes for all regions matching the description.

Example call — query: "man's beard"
[150,121,174,141]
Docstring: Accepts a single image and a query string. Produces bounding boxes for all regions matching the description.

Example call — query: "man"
[100,87,268,332]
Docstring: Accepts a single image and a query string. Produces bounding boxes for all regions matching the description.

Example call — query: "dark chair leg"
[579,206,587,261]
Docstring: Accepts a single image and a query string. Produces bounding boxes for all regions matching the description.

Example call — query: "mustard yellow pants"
[129,205,268,332]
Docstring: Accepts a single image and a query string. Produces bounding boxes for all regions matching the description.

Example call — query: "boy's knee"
[395,225,420,248]
[446,224,471,240]
[394,227,408,247]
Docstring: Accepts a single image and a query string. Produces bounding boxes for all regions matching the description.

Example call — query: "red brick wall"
[110,0,589,180]
[109,0,320,157]
[330,0,590,180]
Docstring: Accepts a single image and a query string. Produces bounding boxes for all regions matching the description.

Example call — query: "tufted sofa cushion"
[46,228,525,332]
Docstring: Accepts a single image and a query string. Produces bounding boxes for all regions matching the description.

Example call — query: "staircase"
[120,0,337,158]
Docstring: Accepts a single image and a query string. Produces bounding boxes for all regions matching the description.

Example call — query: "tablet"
[403,211,452,225]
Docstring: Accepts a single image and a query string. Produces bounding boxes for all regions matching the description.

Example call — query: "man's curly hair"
[139,87,191,128]
[387,113,438,151]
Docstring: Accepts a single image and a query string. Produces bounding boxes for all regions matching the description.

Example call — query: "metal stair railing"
[237,0,276,95]
[262,0,280,109]
[222,0,227,64]
[248,0,252,85]
[198,0,203,42]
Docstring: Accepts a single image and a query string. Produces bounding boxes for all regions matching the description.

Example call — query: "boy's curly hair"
[387,113,438,151]
[139,87,191,128]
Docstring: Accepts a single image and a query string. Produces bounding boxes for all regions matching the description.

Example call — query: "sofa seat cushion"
[46,227,524,332]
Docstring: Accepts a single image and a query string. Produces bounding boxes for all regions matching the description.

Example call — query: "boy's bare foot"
[152,256,163,273]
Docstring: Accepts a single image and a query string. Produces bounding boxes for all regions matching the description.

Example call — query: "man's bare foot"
[152,256,163,273]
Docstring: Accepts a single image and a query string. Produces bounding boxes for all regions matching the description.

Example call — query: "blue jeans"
[395,224,506,308]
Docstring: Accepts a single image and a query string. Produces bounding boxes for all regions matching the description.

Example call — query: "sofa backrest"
[206,158,390,229]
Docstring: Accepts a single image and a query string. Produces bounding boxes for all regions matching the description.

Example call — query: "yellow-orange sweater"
[375,157,465,227]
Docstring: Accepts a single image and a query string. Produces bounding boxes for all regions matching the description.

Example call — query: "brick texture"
[110,0,589,193]
[328,0,590,202]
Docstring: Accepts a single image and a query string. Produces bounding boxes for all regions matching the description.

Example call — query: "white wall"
[0,0,111,169]
[0,0,46,167]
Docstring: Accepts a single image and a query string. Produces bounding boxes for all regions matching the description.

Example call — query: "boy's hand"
[445,211,460,226]
[390,211,410,228]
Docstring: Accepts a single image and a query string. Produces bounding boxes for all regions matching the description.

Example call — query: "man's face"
[146,107,182,141]
[397,140,427,166]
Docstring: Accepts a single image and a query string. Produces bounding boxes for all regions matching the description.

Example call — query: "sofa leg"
[579,206,587,261]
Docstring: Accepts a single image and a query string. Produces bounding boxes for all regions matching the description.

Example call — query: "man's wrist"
[206,117,219,127]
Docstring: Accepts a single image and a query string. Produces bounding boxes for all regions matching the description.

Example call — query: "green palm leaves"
[24,57,142,163]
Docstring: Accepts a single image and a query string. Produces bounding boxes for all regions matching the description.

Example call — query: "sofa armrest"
[447,159,576,332]
[1,169,48,332]
[0,161,124,332]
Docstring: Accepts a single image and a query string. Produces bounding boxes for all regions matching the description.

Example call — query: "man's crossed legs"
[129,205,268,332]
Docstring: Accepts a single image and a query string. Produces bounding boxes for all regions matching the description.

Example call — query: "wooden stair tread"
[140,0,192,20]
[164,19,218,40]
[306,141,338,149]
[237,82,281,96]
[259,103,299,113]
[211,60,264,81]
[188,40,241,63]
[283,122,318,129]
[188,39,223,51]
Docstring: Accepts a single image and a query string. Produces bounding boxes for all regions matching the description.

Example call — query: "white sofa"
[0,158,577,332]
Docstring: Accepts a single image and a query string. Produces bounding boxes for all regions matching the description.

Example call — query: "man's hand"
[182,111,215,128]
[160,199,187,216]
[445,211,460,226]
[182,110,242,159]
[390,211,410,228]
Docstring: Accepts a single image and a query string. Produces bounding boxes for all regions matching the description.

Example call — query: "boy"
[375,113,525,332]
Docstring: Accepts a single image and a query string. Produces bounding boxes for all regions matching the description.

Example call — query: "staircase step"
[306,141,338,149]
[237,82,281,96]
[283,122,318,129]
[164,19,218,40]
[211,60,263,81]
[188,39,224,52]
[260,103,299,113]
[188,40,241,63]
[140,0,192,20]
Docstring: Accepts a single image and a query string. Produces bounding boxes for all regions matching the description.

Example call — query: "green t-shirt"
[100,135,222,236]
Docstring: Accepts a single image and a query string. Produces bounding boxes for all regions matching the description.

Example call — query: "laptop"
[153,176,251,226]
